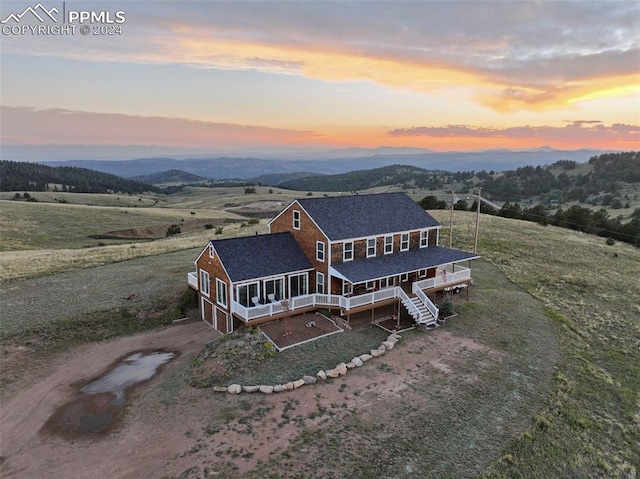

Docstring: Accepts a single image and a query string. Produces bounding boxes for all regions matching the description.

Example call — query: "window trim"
[208,244,214,258]
[418,268,427,278]
[400,273,409,282]
[215,278,227,308]
[400,233,409,251]
[199,269,210,297]
[384,235,394,255]
[316,272,325,294]
[342,281,352,296]
[293,210,301,230]
[316,241,325,262]
[343,241,354,262]
[420,230,429,248]
[366,238,376,258]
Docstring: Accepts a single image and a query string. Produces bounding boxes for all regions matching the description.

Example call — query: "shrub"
[214,226,224,235]
[166,224,181,236]
[606,237,615,246]
[439,297,455,317]
[248,218,259,225]
[177,287,198,314]
[204,223,213,230]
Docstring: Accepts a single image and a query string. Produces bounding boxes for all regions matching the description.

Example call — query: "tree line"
[0,160,161,194]
[419,195,640,247]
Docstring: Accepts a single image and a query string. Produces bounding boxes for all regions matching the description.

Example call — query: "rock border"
[214,333,402,394]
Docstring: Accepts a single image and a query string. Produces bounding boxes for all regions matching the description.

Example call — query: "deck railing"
[230,287,398,322]
[187,272,198,289]
[413,266,471,291]
[413,286,439,320]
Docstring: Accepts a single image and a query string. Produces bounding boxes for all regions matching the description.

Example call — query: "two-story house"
[188,192,479,334]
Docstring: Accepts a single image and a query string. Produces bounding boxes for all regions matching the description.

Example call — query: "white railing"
[187,272,198,289]
[230,287,399,322]
[414,266,471,291]
[396,288,421,319]
[414,287,439,320]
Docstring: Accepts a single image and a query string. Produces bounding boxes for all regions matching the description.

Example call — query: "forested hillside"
[0,160,161,194]
[131,169,207,185]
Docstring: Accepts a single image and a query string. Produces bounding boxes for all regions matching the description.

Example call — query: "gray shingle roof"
[212,232,313,283]
[296,192,440,241]
[331,246,479,284]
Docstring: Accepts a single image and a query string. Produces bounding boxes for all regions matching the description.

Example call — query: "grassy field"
[1,190,638,477]
[431,211,640,478]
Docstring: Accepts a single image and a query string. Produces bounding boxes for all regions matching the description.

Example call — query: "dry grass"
[0,220,267,282]
[431,211,640,478]
[0,199,245,251]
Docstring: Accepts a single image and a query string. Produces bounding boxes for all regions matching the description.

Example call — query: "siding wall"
[270,203,328,293]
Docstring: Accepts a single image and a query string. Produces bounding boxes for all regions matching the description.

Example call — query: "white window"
[384,235,393,254]
[208,244,214,258]
[199,269,210,297]
[264,278,284,302]
[293,210,301,230]
[366,281,375,291]
[342,281,352,295]
[316,241,325,262]
[400,273,409,282]
[380,277,388,288]
[418,269,427,278]
[289,273,308,297]
[420,230,429,248]
[216,278,227,307]
[343,241,354,261]
[316,272,325,294]
[367,238,376,258]
[401,233,409,251]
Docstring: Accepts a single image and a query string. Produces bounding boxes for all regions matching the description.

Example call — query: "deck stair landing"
[398,289,438,327]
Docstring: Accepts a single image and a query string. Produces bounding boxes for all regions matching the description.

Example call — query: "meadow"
[0,189,638,477]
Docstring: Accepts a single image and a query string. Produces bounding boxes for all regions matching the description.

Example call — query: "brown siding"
[330,276,342,295]
[331,243,342,263]
[196,246,231,317]
[354,239,367,260]
[429,229,438,247]
[409,231,420,250]
[270,202,329,292]
[216,307,228,333]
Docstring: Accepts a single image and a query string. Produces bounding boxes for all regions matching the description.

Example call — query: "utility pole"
[449,190,454,248]
[473,187,481,254]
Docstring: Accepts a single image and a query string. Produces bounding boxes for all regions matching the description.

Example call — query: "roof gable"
[211,232,313,283]
[296,192,440,241]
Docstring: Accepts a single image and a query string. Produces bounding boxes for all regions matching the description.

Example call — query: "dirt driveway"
[0,321,217,479]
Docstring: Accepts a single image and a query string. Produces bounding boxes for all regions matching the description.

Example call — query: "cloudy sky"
[1,0,639,155]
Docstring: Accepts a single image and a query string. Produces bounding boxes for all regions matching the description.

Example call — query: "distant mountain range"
[31,147,610,179]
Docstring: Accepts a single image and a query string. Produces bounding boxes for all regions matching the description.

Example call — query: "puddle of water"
[81,351,174,405]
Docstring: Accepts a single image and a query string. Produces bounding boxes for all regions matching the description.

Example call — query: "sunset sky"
[1,0,639,156]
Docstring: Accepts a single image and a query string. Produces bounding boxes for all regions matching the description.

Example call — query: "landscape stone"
[283,382,295,390]
[359,353,373,362]
[273,384,285,392]
[346,362,356,369]
[389,333,402,340]
[317,370,327,380]
[227,384,242,394]
[378,343,387,352]
[259,385,274,394]
[371,349,384,357]
[352,357,363,367]
[386,335,399,344]
[213,386,228,393]
[242,385,260,393]
[336,363,348,375]
[293,379,305,389]
[326,368,340,378]
[303,375,317,384]
[382,341,395,350]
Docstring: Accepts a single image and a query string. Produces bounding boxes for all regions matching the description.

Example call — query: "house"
[188,192,479,333]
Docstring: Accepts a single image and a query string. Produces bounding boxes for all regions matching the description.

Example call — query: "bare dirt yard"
[0,260,558,479]
[1,319,497,479]
[260,312,342,350]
